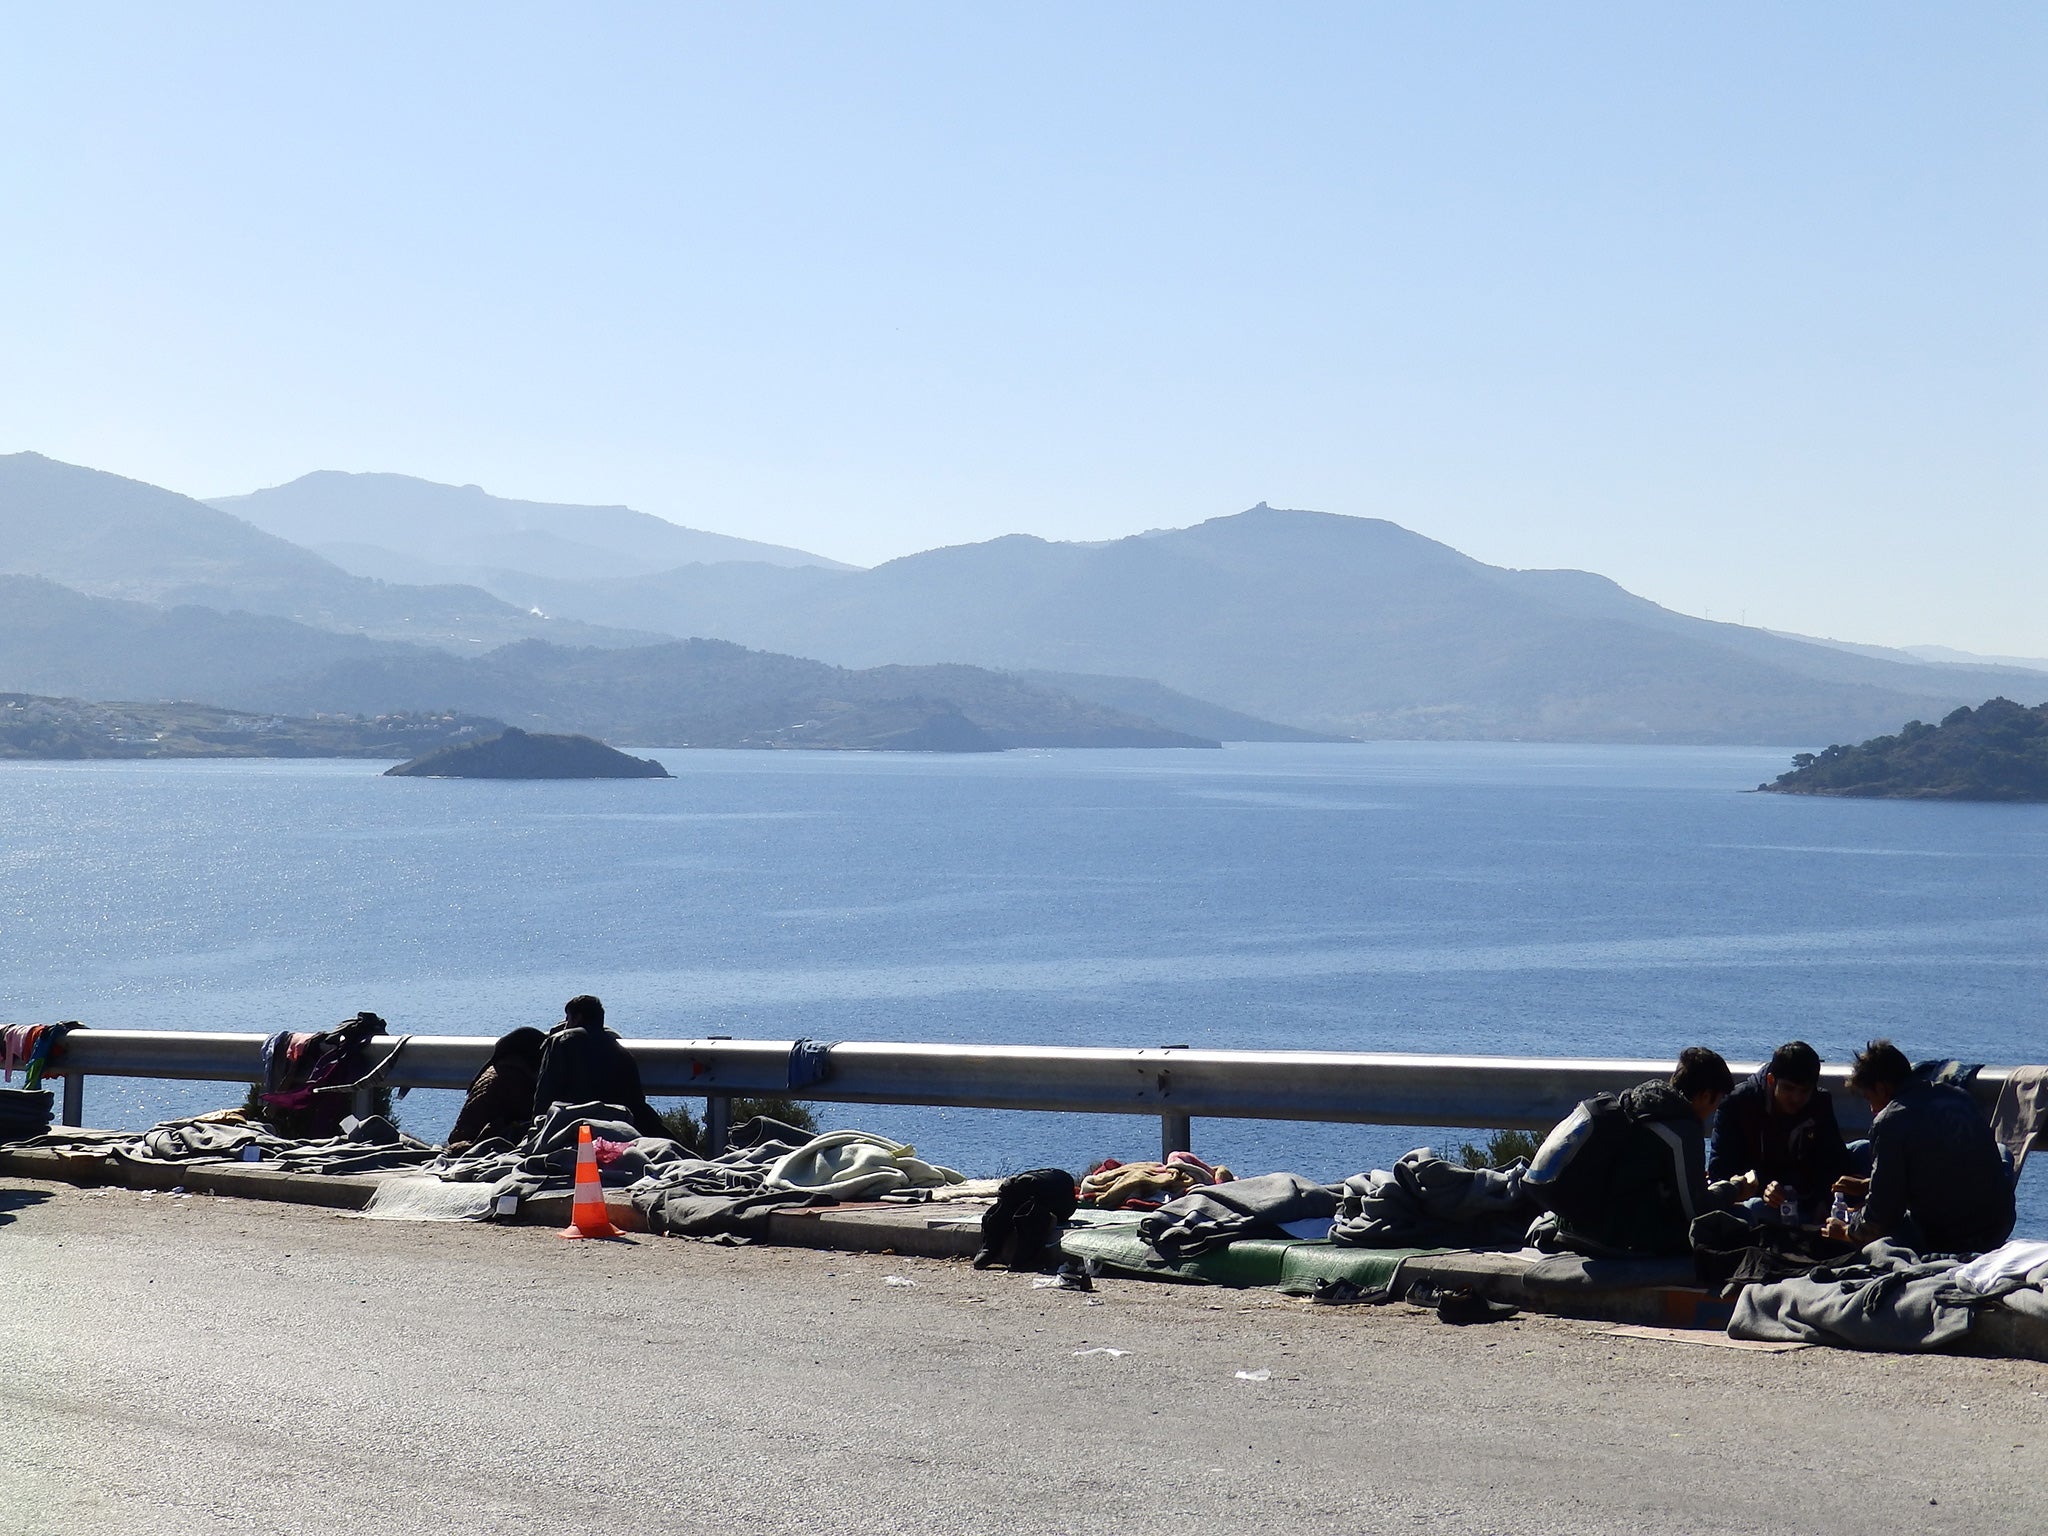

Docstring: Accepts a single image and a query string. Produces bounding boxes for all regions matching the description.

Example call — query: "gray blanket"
[25,1114,440,1177]
[1330,1149,1538,1249]
[629,1129,829,1239]
[1137,1172,1339,1260]
[1730,1239,2048,1352]
[430,1100,698,1206]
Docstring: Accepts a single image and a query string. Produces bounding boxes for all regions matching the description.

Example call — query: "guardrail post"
[1160,1112,1192,1159]
[350,1087,375,1122]
[705,1094,731,1155]
[61,1072,84,1128]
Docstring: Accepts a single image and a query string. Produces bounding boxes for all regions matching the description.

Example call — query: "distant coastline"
[1761,698,2048,802]
[0,694,499,762]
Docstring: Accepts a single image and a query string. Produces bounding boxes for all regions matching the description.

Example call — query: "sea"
[3,741,2043,1234]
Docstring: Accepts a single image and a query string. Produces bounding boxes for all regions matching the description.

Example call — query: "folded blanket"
[1080,1152,1230,1209]
[1138,1172,1338,1260]
[1730,1238,2048,1351]
[763,1129,965,1202]
[1329,1149,1538,1249]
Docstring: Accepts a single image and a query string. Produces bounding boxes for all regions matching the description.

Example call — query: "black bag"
[974,1168,1078,1271]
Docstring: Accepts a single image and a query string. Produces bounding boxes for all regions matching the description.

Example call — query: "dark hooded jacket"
[531,1019,667,1139]
[447,1028,545,1150]
[1861,1078,2015,1255]
[1556,1080,1734,1258]
[1707,1068,1851,1195]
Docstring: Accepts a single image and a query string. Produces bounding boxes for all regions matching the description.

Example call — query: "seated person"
[532,994,669,1140]
[1708,1040,1851,1217]
[446,1026,546,1151]
[1529,1046,1739,1257]
[1824,1039,2015,1255]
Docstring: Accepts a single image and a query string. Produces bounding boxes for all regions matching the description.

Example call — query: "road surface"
[2,1180,2044,1535]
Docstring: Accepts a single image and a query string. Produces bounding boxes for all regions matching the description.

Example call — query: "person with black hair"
[531,995,670,1140]
[1529,1045,1740,1257]
[1824,1038,2014,1255]
[1707,1040,1852,1215]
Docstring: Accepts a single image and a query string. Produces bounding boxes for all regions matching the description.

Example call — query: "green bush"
[657,1095,818,1151]
[1455,1128,1540,1170]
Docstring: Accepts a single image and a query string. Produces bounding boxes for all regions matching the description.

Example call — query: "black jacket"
[1862,1078,2014,1255]
[531,1022,667,1139]
[1542,1080,1732,1258]
[1707,1069,1851,1196]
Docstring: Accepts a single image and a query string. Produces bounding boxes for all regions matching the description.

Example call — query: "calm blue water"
[3,743,2043,1231]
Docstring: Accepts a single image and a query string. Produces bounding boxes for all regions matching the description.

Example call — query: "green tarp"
[1059,1224,1448,1293]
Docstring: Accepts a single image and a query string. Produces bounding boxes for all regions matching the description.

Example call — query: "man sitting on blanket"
[1824,1039,2014,1256]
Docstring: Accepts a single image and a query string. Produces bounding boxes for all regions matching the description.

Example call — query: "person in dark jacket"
[1536,1046,1740,1257]
[531,995,669,1139]
[446,1027,546,1152]
[1707,1040,1851,1217]
[1825,1039,2015,1255]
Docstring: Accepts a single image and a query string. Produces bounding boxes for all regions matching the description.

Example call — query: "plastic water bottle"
[1778,1185,1799,1227]
[1829,1191,1850,1229]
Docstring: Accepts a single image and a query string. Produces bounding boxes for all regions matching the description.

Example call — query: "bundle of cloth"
[432,1099,701,1204]
[1328,1149,1541,1250]
[1136,1172,1339,1261]
[426,1105,967,1238]
[1079,1151,1232,1210]
[22,1110,439,1177]
[258,1014,407,1139]
[1730,1238,2048,1352]
[1,1021,78,1093]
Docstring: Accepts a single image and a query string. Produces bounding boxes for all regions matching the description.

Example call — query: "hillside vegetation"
[0,695,500,760]
[1761,698,2048,800]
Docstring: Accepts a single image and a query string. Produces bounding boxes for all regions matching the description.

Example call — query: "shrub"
[657,1095,818,1151]
[1455,1128,1540,1170]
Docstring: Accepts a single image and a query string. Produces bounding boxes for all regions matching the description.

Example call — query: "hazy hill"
[0,574,1210,751]
[1015,671,1350,743]
[0,575,408,700]
[211,470,852,585]
[0,453,656,651]
[1762,698,2048,801]
[470,503,2048,745]
[385,727,671,779]
[240,638,1219,750]
[0,693,501,761]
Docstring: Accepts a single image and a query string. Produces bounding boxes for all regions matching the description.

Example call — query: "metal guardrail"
[48,1029,2035,1161]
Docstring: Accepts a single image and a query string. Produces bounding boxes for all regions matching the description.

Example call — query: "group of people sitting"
[1528,1038,2018,1259]
[444,993,667,1150]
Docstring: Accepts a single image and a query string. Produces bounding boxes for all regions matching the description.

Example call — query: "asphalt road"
[3,1180,2045,1536]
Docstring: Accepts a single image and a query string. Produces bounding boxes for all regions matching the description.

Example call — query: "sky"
[2,4,2043,652]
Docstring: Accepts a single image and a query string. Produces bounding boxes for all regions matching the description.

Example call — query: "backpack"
[1523,1093,1634,1235]
[261,1013,395,1138]
[973,1168,1079,1271]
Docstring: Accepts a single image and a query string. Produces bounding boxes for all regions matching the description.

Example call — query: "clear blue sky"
[3,4,2042,651]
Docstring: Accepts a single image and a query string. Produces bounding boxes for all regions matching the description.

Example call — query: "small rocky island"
[385,727,671,780]
[1761,697,2048,801]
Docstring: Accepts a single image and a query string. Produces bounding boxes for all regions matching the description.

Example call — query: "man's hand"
[1728,1169,1761,1198]
[1831,1175,1869,1199]
[1762,1180,1786,1208]
[1822,1217,1852,1241]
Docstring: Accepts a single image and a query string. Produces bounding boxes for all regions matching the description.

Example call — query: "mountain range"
[6,451,2045,750]
[211,471,849,587]
[0,453,655,652]
[450,501,2048,744]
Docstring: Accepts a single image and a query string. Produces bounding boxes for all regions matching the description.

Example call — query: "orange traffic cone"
[559,1122,621,1239]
